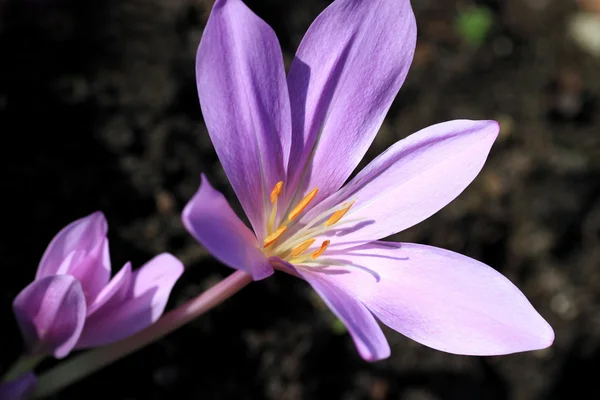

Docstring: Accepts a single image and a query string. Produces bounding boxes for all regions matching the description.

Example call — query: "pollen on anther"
[325,200,356,227]
[270,181,283,204]
[311,240,330,259]
[288,188,318,221]
[263,225,287,248]
[290,238,316,257]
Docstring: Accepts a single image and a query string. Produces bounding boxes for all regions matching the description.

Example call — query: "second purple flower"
[13,212,184,359]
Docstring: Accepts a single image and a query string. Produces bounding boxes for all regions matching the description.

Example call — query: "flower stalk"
[1,354,44,382]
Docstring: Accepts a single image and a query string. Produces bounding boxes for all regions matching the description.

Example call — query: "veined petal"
[0,373,37,400]
[13,276,86,359]
[76,254,183,348]
[196,0,291,240]
[36,212,111,302]
[320,242,554,355]
[284,0,416,212]
[182,175,274,280]
[290,264,390,361]
[303,120,499,246]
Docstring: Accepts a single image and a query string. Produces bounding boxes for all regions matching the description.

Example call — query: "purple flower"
[13,212,184,359]
[183,0,554,360]
[0,373,36,400]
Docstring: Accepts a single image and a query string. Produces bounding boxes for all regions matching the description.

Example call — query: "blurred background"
[1,0,599,399]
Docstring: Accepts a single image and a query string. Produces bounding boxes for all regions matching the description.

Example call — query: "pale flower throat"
[262,181,355,264]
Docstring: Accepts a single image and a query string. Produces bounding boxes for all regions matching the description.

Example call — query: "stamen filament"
[290,238,316,258]
[272,225,325,254]
[263,226,287,248]
[311,240,330,259]
[288,188,318,221]
[267,200,278,234]
[325,201,355,226]
[274,215,363,255]
[289,197,360,242]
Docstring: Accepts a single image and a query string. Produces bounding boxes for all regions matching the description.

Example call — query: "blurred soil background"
[1,0,600,399]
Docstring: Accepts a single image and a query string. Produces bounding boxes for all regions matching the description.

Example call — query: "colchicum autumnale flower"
[13,212,183,359]
[183,0,554,360]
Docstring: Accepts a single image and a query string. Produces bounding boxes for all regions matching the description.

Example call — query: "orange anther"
[311,240,330,259]
[325,201,355,227]
[263,226,287,248]
[290,238,316,258]
[288,188,318,221]
[270,181,284,204]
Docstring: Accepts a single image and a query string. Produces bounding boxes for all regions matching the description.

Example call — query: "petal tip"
[486,119,501,138]
[86,210,109,234]
[513,314,554,354]
[181,174,213,231]
[134,253,184,322]
[152,253,185,277]
[536,318,555,349]
[473,119,500,140]
[490,119,501,131]
[359,344,391,362]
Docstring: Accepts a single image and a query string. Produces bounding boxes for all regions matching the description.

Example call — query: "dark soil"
[1,0,599,399]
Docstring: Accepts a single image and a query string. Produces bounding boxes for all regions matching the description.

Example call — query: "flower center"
[262,181,355,264]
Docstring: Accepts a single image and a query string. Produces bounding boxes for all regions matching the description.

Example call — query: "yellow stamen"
[288,188,319,221]
[270,181,283,204]
[325,201,356,227]
[311,240,330,259]
[290,238,316,258]
[263,226,287,248]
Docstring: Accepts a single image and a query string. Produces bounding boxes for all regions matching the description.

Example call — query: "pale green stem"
[1,354,45,382]
[33,270,253,398]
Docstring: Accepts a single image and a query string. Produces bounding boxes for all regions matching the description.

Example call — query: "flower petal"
[76,254,183,348]
[36,212,111,302]
[13,276,86,358]
[0,373,37,400]
[289,264,390,361]
[182,175,274,280]
[86,262,132,317]
[302,120,499,246]
[196,0,291,240]
[320,241,554,355]
[284,0,416,212]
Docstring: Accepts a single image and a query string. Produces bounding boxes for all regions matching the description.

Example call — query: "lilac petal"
[302,120,499,246]
[36,212,111,302]
[182,175,274,280]
[290,264,390,361]
[13,276,86,359]
[284,0,416,211]
[76,254,183,348]
[321,242,554,355]
[196,0,291,240]
[86,262,132,316]
[0,373,37,400]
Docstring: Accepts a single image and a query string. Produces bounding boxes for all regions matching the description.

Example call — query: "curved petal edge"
[292,263,390,361]
[320,241,554,355]
[182,174,274,280]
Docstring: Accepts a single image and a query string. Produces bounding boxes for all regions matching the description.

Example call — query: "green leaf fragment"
[455,6,494,46]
